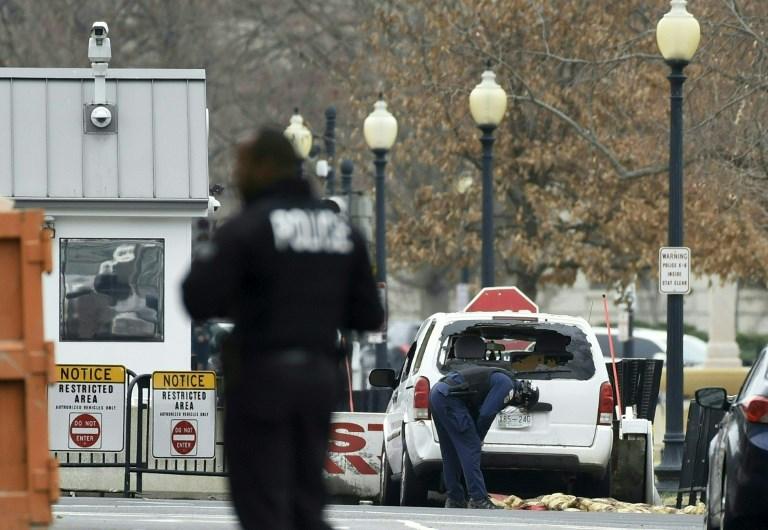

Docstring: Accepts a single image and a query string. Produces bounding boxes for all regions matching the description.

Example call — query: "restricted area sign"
[464,286,539,313]
[48,365,126,451]
[659,247,691,294]
[152,371,216,458]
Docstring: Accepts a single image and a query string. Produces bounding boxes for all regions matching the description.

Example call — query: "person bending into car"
[182,129,383,530]
[430,335,539,509]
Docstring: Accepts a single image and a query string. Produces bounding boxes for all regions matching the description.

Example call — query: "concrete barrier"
[325,412,385,499]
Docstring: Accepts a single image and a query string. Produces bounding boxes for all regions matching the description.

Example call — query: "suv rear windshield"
[436,320,596,381]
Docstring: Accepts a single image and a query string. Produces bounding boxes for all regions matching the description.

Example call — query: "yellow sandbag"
[503,495,524,509]
[547,495,577,511]
[492,491,705,515]
[490,497,507,508]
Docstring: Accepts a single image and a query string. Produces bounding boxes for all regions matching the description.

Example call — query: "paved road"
[51,498,704,529]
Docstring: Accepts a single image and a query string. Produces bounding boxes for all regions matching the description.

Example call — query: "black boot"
[444,497,468,509]
[468,496,502,509]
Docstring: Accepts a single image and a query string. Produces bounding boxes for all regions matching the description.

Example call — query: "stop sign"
[464,287,538,313]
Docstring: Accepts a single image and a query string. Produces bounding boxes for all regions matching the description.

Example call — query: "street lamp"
[469,61,507,287]
[364,94,397,369]
[655,0,700,490]
[284,108,312,175]
[324,106,337,195]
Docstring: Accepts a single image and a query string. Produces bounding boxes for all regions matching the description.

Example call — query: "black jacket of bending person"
[182,177,384,363]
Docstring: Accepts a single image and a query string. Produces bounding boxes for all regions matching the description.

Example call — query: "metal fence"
[605,359,664,422]
[121,373,228,497]
[676,401,725,508]
[53,371,390,497]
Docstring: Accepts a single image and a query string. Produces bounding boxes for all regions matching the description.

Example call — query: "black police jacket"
[440,362,516,411]
[182,178,384,361]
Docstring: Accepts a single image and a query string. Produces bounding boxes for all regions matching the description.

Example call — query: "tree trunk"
[508,271,539,303]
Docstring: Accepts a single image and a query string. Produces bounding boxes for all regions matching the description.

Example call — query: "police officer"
[182,129,383,530]
[430,335,539,509]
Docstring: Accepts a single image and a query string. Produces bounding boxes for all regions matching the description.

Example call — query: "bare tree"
[340,0,768,298]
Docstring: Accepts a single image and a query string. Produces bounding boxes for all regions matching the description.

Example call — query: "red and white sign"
[464,286,538,313]
[171,419,197,456]
[69,413,101,449]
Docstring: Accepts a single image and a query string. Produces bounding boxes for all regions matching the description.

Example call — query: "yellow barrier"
[659,367,750,397]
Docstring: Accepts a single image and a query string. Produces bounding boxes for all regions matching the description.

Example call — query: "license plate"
[498,410,532,429]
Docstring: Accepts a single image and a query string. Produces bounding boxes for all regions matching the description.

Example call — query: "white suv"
[369,311,614,506]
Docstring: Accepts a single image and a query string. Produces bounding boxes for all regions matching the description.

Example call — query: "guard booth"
[0,26,210,376]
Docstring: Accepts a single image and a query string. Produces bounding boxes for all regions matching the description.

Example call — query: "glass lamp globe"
[469,67,507,127]
[656,0,701,63]
[364,96,398,150]
[284,109,313,159]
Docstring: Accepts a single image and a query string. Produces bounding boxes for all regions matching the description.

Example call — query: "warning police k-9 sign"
[151,371,216,459]
[48,365,127,452]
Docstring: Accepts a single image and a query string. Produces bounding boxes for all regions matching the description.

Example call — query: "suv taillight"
[743,396,768,424]
[598,381,614,425]
[414,377,430,420]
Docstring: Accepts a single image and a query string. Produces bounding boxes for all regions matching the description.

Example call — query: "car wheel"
[379,445,399,506]
[399,441,428,506]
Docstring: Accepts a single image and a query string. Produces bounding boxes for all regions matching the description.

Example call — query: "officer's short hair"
[234,128,300,199]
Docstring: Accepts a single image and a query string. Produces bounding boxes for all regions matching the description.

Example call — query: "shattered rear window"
[436,320,596,381]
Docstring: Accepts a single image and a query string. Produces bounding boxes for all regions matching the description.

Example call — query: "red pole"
[344,356,355,412]
[602,294,623,418]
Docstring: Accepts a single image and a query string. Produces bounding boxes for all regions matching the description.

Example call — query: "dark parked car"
[697,347,768,530]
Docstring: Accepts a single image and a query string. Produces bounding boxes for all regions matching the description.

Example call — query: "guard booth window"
[59,238,164,341]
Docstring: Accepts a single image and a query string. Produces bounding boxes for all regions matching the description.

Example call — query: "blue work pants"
[430,381,487,502]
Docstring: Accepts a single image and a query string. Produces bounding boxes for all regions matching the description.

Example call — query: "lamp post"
[284,108,312,176]
[364,94,397,369]
[655,0,700,489]
[340,159,353,196]
[469,62,507,287]
[341,159,354,225]
[324,106,337,195]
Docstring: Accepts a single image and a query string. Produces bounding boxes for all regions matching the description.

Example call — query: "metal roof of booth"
[0,68,208,214]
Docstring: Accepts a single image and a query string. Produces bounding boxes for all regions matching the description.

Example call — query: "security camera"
[208,196,221,214]
[325,196,347,216]
[88,21,111,64]
[90,106,112,128]
[90,22,109,41]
